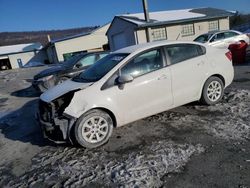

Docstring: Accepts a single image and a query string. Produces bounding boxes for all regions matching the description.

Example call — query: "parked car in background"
[194,30,250,48]
[32,51,108,92]
[38,41,234,148]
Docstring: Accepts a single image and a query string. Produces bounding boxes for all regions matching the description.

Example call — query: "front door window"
[121,49,164,77]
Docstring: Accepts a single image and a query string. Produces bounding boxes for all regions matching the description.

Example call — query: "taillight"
[225,51,232,61]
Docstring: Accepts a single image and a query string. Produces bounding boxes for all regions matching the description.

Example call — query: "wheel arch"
[86,107,118,128]
[210,74,225,86]
[199,74,225,100]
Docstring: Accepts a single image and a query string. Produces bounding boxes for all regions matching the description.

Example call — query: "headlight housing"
[37,75,54,82]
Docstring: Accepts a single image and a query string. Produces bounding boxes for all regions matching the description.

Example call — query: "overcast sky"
[0,0,249,32]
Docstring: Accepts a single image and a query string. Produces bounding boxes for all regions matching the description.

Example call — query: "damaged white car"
[38,41,234,148]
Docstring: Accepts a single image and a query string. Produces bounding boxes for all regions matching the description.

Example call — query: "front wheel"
[74,110,113,148]
[200,76,224,105]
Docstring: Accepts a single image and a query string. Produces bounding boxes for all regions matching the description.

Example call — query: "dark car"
[32,51,108,92]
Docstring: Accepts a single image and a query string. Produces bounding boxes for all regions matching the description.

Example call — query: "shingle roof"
[0,43,43,56]
[117,7,235,28]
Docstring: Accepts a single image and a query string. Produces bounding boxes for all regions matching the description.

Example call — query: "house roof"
[117,7,235,28]
[51,23,111,43]
[0,43,43,56]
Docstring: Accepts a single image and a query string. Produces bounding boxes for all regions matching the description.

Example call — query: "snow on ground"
[147,89,250,141]
[1,89,250,187]
[1,141,203,188]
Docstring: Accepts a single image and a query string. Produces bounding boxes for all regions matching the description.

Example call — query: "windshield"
[194,34,213,43]
[73,53,129,82]
[61,54,85,67]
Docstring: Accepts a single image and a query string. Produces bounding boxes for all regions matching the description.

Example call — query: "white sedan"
[39,41,234,148]
[194,30,249,48]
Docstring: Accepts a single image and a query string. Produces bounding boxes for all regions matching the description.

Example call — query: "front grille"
[39,100,54,122]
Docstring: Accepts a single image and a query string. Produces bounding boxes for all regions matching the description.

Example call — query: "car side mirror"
[116,74,134,90]
[117,74,134,85]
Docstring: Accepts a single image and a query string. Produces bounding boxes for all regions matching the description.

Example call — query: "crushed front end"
[38,91,77,143]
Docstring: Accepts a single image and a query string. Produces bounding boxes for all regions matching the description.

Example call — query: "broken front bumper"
[38,100,76,144]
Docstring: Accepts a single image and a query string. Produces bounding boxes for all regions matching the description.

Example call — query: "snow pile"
[1,141,203,187]
[148,89,250,140]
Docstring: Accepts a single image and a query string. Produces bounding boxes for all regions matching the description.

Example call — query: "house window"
[208,20,219,31]
[181,24,195,37]
[151,27,167,41]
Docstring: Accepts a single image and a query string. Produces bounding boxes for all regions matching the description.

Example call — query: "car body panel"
[169,54,210,106]
[40,80,93,103]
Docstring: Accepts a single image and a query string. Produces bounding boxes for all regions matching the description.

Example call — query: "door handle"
[158,75,167,80]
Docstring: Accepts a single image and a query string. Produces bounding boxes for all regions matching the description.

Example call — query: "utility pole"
[142,0,150,22]
[142,0,151,42]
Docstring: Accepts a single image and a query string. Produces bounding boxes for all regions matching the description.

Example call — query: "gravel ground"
[0,64,250,187]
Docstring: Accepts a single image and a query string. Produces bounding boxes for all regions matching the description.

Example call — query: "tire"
[74,110,113,148]
[200,76,224,105]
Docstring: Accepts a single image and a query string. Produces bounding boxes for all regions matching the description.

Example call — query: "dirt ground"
[0,62,250,187]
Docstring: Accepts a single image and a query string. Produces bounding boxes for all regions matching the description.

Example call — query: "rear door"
[165,44,208,106]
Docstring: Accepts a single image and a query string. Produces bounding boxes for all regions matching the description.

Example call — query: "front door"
[104,48,173,125]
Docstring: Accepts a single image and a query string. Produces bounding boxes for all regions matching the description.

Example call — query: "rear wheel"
[200,76,224,105]
[74,110,113,148]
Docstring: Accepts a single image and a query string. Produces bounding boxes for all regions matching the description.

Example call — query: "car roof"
[200,30,242,36]
[114,40,205,54]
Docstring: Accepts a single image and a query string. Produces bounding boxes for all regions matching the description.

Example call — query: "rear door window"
[165,44,205,65]
[210,33,225,42]
[224,31,239,39]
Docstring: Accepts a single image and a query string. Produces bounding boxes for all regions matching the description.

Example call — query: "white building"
[47,23,110,63]
[0,43,48,70]
[107,7,235,51]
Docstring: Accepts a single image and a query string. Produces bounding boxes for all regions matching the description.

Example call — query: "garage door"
[112,32,127,51]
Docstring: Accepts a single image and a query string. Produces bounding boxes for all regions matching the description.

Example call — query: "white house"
[107,7,235,51]
[0,43,48,70]
[47,23,110,63]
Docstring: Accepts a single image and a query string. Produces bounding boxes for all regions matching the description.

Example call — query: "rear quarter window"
[165,44,206,65]
[224,32,239,38]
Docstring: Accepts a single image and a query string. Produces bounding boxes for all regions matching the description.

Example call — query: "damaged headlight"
[37,75,54,82]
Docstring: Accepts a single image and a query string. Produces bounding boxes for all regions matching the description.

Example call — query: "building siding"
[136,29,148,44]
[8,50,48,69]
[108,17,230,49]
[107,17,138,51]
[52,24,110,62]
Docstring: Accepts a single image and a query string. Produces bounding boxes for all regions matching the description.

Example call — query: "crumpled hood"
[34,65,67,80]
[40,80,93,103]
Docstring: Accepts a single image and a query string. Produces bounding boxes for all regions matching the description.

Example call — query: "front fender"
[63,90,123,126]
